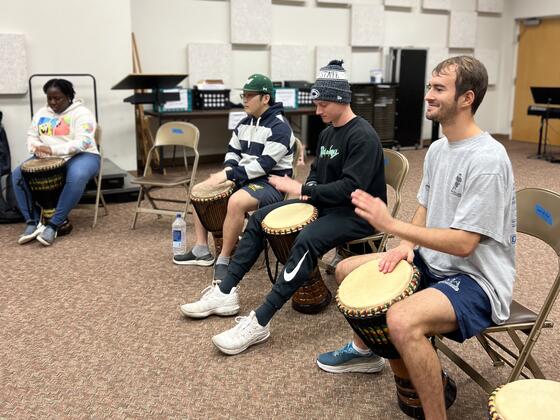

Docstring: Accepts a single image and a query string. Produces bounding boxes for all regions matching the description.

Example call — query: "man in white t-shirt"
[317,56,516,420]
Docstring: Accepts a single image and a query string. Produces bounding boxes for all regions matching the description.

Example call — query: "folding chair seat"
[130,121,200,229]
[435,187,560,393]
[320,148,409,272]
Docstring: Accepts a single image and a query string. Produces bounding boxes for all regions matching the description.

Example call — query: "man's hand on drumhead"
[351,189,393,232]
[208,170,228,186]
[269,174,302,196]
[378,244,414,274]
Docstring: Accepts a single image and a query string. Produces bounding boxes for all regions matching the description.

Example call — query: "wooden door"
[512,18,560,146]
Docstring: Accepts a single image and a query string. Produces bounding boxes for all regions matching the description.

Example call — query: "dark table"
[144,106,316,139]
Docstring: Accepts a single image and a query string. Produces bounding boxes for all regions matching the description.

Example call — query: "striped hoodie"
[225,102,294,186]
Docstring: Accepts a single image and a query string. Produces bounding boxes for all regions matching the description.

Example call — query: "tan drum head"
[489,379,560,420]
[21,157,65,172]
[338,259,413,311]
[191,180,234,200]
[262,203,317,233]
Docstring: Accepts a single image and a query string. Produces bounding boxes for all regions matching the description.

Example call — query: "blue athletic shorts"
[413,250,493,343]
[240,179,284,208]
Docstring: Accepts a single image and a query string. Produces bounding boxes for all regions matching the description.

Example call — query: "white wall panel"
[231,0,272,45]
[448,11,477,49]
[271,45,314,81]
[351,4,384,47]
[0,34,28,94]
[187,44,232,88]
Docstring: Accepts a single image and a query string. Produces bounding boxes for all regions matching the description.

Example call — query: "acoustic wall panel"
[422,0,450,11]
[448,11,477,49]
[187,44,232,88]
[384,0,413,8]
[475,48,499,85]
[427,47,449,77]
[316,0,349,5]
[0,34,28,94]
[271,45,313,82]
[315,46,352,80]
[351,4,384,47]
[231,0,272,45]
[477,0,503,14]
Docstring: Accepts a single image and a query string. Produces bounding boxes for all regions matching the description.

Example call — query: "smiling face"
[46,86,72,114]
[424,66,462,124]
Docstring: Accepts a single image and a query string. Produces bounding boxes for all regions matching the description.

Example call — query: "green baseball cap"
[243,74,274,98]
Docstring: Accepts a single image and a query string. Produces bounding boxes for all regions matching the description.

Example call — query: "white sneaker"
[18,222,45,245]
[212,311,270,355]
[180,281,240,318]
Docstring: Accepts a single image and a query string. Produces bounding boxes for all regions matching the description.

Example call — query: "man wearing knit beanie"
[310,59,352,104]
[180,59,387,359]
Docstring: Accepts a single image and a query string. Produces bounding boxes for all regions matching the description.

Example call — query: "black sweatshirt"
[301,116,386,208]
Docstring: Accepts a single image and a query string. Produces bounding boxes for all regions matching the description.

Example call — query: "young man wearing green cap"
[179,60,387,357]
[174,74,295,281]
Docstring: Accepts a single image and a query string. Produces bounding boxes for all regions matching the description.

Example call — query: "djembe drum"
[261,202,332,314]
[190,180,235,256]
[20,157,72,235]
[488,379,560,420]
[337,259,456,419]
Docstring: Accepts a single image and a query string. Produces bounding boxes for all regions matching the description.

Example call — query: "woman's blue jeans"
[12,152,101,228]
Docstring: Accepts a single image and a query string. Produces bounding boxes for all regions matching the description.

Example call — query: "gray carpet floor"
[1,138,560,419]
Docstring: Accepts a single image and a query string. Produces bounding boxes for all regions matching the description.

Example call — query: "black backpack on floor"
[0,111,24,223]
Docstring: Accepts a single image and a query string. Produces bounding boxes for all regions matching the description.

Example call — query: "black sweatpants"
[219,199,375,324]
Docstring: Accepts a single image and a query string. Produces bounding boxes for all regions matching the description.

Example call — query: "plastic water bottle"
[172,213,187,256]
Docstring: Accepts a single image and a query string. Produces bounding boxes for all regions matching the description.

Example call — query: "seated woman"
[12,78,100,246]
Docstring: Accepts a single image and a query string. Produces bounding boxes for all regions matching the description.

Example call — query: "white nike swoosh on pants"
[283,251,309,282]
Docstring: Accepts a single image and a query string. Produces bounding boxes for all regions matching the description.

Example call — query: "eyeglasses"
[239,92,262,101]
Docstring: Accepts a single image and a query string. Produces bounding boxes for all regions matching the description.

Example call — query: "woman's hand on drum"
[34,145,52,158]
[378,244,415,274]
[351,189,393,232]
[268,174,302,196]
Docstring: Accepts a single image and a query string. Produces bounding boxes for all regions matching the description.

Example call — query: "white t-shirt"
[417,132,516,324]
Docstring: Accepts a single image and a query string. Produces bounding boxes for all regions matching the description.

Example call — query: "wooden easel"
[131,33,160,173]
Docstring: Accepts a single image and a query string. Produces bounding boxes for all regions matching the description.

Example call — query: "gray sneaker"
[213,263,229,281]
[18,222,45,245]
[37,225,57,246]
[173,249,215,266]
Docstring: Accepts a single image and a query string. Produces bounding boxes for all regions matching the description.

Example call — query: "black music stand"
[529,87,560,162]
[112,73,188,107]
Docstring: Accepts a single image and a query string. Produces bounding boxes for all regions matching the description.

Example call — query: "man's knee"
[335,258,353,285]
[387,303,420,348]
[228,190,257,215]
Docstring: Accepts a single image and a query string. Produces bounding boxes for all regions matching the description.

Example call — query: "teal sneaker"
[316,342,385,373]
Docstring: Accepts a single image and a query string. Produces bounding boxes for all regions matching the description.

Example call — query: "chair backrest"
[516,187,560,357]
[517,188,560,256]
[383,148,409,218]
[155,121,200,149]
[291,137,303,180]
[94,125,102,147]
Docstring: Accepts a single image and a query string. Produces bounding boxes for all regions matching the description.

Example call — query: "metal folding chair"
[29,73,107,228]
[130,121,200,229]
[435,187,560,393]
[320,148,410,272]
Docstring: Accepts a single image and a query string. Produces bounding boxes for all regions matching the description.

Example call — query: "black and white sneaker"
[173,249,215,266]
